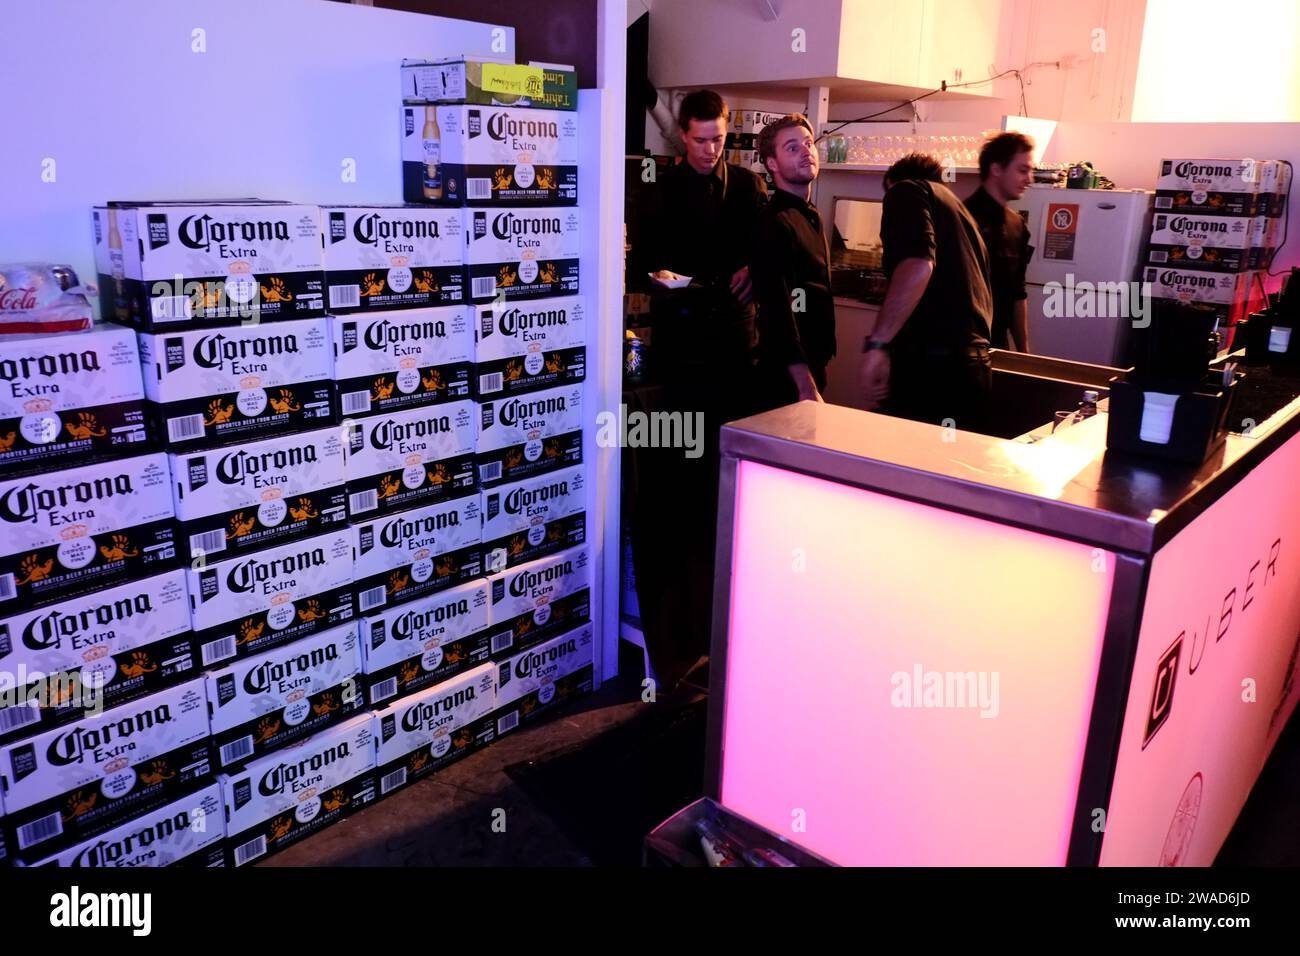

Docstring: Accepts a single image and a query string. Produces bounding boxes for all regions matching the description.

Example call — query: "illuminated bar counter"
[705,355,1300,866]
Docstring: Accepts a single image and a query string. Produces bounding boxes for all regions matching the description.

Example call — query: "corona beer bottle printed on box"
[205,624,363,770]
[107,201,325,330]
[373,663,496,799]
[486,544,591,659]
[170,427,347,562]
[481,465,586,573]
[463,207,580,303]
[137,317,335,449]
[186,529,354,668]
[321,205,465,311]
[0,324,149,474]
[360,578,490,706]
[0,569,195,741]
[330,307,473,419]
[220,712,375,867]
[0,452,177,611]
[343,401,477,517]
[477,384,582,487]
[0,678,212,863]
[351,493,483,615]
[19,782,225,868]
[474,295,586,398]
[493,623,593,738]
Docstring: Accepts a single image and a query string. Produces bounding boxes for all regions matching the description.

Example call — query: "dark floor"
[268,665,1300,867]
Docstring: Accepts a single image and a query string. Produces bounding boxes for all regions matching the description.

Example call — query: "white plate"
[648,272,692,290]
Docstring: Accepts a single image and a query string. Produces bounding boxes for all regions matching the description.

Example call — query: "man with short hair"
[627,89,768,695]
[861,153,995,431]
[964,132,1035,352]
[749,113,836,408]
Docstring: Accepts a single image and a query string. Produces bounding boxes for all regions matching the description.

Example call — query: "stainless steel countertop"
[720,385,1300,556]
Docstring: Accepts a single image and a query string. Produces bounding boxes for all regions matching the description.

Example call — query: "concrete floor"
[267,665,1300,867]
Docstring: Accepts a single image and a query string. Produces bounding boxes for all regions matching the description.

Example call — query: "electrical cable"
[818,67,1028,141]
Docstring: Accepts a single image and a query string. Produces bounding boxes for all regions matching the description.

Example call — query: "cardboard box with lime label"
[0,451,177,612]
[0,568,196,742]
[170,426,347,563]
[321,205,465,311]
[401,105,578,206]
[221,711,376,867]
[0,677,212,863]
[205,624,364,771]
[137,317,335,449]
[360,577,492,707]
[373,662,497,801]
[0,324,149,475]
[185,528,354,668]
[402,57,577,111]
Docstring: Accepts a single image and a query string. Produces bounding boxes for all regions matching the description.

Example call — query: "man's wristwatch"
[863,337,892,353]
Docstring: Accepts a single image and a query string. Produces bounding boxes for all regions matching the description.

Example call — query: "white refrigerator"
[1010,186,1154,367]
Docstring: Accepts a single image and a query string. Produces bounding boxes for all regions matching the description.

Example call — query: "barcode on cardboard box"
[350,491,379,514]
[370,677,398,703]
[190,530,227,556]
[497,711,519,734]
[342,391,372,415]
[479,372,503,394]
[235,836,267,866]
[202,637,238,666]
[17,813,63,851]
[381,767,408,795]
[472,277,497,299]
[168,415,206,442]
[359,586,387,613]
[151,295,193,321]
[330,285,361,309]
[490,630,514,654]
[0,573,15,601]
[0,702,40,734]
[468,179,492,200]
[1155,196,1173,209]
[479,461,502,483]
[220,736,256,768]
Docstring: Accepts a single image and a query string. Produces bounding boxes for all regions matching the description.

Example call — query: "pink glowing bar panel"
[719,461,1116,866]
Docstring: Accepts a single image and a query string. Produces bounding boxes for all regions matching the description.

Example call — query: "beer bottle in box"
[422,106,443,200]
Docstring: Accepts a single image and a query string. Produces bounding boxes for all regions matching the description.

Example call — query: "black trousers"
[882,350,993,434]
[750,360,828,414]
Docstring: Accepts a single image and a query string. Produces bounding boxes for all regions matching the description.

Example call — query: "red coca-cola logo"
[0,287,38,311]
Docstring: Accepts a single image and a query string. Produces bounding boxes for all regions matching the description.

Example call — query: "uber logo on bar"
[1144,635,1182,749]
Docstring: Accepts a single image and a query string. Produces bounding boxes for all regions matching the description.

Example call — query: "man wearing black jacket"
[750,114,836,408]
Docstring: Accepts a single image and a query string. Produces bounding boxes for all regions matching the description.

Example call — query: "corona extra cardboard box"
[137,317,335,449]
[473,295,586,398]
[343,401,477,517]
[373,662,496,800]
[0,452,176,612]
[360,578,491,707]
[0,569,195,742]
[0,324,149,475]
[493,623,593,739]
[485,544,591,658]
[463,207,580,302]
[481,465,585,573]
[1155,158,1279,195]
[185,528,354,668]
[330,307,473,420]
[321,205,465,311]
[221,711,375,867]
[477,384,583,487]
[170,427,347,563]
[104,201,325,330]
[19,782,225,868]
[0,678,212,863]
[352,493,483,615]
[1147,212,1255,273]
[206,624,363,771]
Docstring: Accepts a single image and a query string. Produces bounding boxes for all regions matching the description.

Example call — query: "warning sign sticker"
[1043,203,1079,261]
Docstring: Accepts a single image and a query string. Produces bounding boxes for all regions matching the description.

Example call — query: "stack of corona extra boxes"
[1144,159,1290,338]
[727,109,783,185]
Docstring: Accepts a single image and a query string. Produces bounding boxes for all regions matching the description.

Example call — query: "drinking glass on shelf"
[867,135,881,164]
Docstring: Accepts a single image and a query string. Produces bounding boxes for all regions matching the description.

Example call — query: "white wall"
[0,0,510,284]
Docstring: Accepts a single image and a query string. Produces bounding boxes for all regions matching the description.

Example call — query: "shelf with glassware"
[816,123,996,170]
[821,163,980,175]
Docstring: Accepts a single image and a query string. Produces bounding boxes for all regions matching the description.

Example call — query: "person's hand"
[788,364,824,403]
[861,350,891,410]
[730,266,753,305]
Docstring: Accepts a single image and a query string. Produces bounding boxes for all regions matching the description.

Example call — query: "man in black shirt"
[964,132,1035,352]
[861,153,995,432]
[750,113,836,408]
[626,90,768,695]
